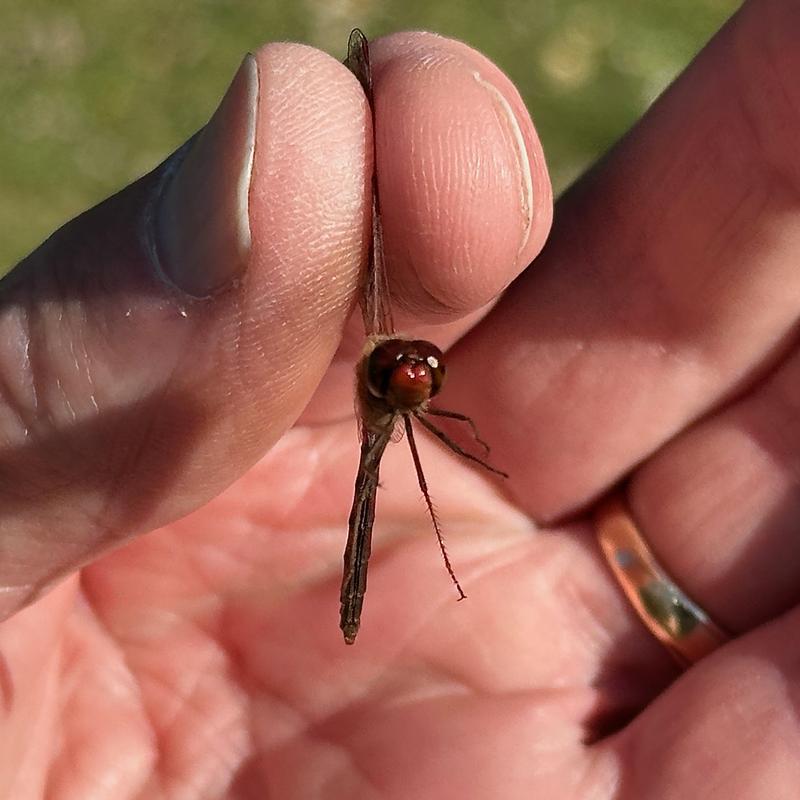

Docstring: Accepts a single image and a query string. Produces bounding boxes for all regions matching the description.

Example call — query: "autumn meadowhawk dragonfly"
[340,29,507,644]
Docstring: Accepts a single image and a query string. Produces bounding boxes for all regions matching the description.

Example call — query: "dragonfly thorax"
[365,338,446,412]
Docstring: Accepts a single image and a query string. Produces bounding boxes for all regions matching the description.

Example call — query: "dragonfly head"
[365,338,446,411]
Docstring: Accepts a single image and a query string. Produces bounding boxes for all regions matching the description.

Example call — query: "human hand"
[2,2,799,797]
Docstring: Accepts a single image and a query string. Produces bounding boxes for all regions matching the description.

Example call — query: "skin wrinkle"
[225,289,252,410]
[754,19,800,200]
[311,737,386,800]
[80,579,239,794]
[71,332,100,414]
[733,5,800,188]
[0,650,12,717]
[0,362,32,445]
[327,695,586,798]
[55,378,77,423]
[123,668,170,800]
[403,100,438,310]
[224,644,306,734]
[765,379,800,478]
[342,638,478,720]
[66,334,80,382]
[4,260,103,453]
[23,288,46,432]
[143,654,246,762]
[378,37,544,317]
[472,70,533,258]
[52,615,153,797]
[23,335,35,413]
[14,639,59,796]
[89,375,174,550]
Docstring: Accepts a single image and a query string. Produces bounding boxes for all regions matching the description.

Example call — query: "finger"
[443,0,800,517]
[629,337,800,633]
[301,31,553,424]
[610,7,800,638]
[371,32,552,318]
[0,43,371,617]
[0,580,78,795]
[607,607,800,798]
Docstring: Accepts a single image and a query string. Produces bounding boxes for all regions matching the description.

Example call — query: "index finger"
[302,32,553,423]
[444,0,800,519]
[371,32,552,319]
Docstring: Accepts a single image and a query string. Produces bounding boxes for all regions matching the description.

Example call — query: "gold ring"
[594,493,730,667]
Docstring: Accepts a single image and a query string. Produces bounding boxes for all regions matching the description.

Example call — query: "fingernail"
[155,53,259,297]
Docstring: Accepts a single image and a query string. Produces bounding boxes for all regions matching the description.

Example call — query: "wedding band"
[594,493,730,667]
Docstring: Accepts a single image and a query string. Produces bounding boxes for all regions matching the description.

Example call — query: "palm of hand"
[13,424,792,798]
[9,417,770,799]
[4,422,614,798]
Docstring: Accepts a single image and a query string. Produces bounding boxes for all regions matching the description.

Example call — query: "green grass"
[0,0,737,267]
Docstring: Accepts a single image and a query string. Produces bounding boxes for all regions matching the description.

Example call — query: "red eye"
[411,340,446,397]
[366,339,446,409]
[366,340,407,398]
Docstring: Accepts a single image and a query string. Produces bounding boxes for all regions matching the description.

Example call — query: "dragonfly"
[340,29,508,645]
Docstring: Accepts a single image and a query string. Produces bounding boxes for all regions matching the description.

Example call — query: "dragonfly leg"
[426,407,491,457]
[414,412,508,478]
[404,416,466,600]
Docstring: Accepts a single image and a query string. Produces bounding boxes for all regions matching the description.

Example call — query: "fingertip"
[370,31,552,317]
[248,40,370,309]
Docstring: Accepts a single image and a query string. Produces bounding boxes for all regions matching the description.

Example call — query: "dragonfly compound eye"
[366,339,446,408]
[412,339,446,398]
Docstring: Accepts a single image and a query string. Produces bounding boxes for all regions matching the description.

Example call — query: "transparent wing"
[344,28,394,337]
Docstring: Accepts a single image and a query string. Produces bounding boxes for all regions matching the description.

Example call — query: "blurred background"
[0,0,737,267]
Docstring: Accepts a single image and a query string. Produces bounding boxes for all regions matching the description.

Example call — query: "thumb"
[0,42,368,617]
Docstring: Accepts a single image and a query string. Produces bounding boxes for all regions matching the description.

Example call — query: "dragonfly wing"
[339,426,391,644]
[344,28,372,101]
[343,28,394,337]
